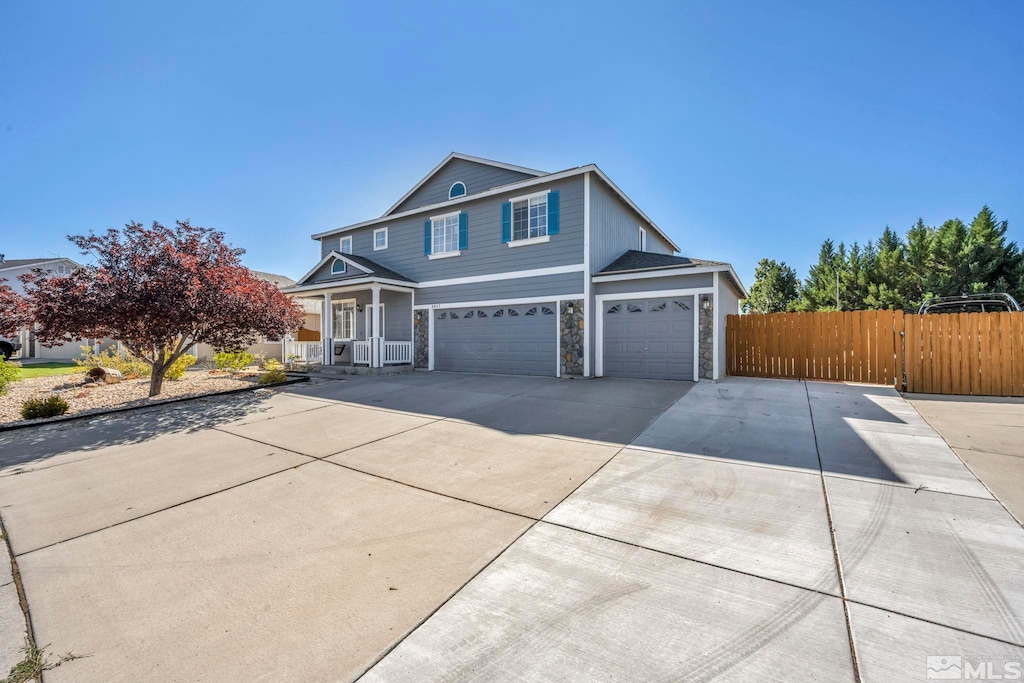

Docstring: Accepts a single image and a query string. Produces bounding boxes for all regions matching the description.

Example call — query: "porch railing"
[284,340,324,365]
[383,341,413,365]
[353,340,371,365]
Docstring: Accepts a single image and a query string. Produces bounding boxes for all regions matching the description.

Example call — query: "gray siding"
[594,272,713,296]
[415,271,584,306]
[390,158,538,215]
[718,276,741,377]
[319,176,585,283]
[305,258,374,285]
[589,176,674,272]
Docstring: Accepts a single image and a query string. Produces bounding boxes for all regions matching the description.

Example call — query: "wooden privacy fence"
[726,310,1024,397]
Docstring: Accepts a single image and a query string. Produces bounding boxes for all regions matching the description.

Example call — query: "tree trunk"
[149,364,168,397]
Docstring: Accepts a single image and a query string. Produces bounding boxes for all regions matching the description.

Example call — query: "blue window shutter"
[424,220,432,255]
[501,202,512,243]
[458,212,468,250]
[547,191,560,235]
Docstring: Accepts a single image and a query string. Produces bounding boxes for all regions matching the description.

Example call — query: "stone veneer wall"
[699,294,714,379]
[560,299,584,377]
[413,310,429,369]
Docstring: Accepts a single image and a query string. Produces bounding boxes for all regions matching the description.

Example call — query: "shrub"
[262,358,282,371]
[0,357,19,396]
[20,395,70,420]
[259,369,288,385]
[77,346,151,379]
[165,354,197,380]
[214,350,256,373]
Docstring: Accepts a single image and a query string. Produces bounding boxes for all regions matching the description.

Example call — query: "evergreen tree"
[742,259,800,313]
[795,240,841,311]
[865,226,907,309]
[904,219,933,308]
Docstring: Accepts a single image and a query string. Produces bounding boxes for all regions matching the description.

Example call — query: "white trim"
[331,260,347,275]
[373,227,388,251]
[507,188,550,204]
[0,257,82,273]
[428,209,462,222]
[283,278,415,295]
[583,172,591,377]
[330,297,358,341]
[693,298,700,382]
[417,263,584,289]
[428,210,461,257]
[339,235,353,254]
[556,299,562,378]
[448,181,467,199]
[294,250,373,286]
[713,271,721,381]
[507,235,550,248]
[427,250,461,260]
[592,263,749,298]
[639,226,647,251]
[595,288,713,378]
[383,152,546,217]
[427,306,435,370]
[413,293,584,311]
[311,164,680,253]
[365,302,385,340]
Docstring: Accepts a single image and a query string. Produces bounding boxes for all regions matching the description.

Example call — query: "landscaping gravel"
[0,370,260,426]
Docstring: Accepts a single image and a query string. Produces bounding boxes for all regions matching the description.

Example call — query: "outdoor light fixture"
[356,304,363,313]
[701,295,712,311]
[567,303,574,315]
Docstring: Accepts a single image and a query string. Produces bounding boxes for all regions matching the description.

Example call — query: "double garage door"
[602,296,695,380]
[434,303,558,376]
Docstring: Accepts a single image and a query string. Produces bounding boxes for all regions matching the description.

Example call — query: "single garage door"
[434,303,558,376]
[602,296,695,380]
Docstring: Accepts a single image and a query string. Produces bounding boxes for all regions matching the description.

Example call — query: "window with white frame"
[332,300,356,340]
[639,226,647,251]
[431,213,460,254]
[54,264,72,276]
[331,259,346,274]
[340,236,353,254]
[512,193,547,241]
[373,227,388,250]
[449,181,466,199]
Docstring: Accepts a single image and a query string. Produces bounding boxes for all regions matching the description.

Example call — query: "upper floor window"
[449,182,467,200]
[54,264,72,276]
[340,236,353,254]
[502,190,559,246]
[430,212,460,256]
[374,227,388,250]
[639,226,647,251]
[331,259,347,274]
[513,192,547,241]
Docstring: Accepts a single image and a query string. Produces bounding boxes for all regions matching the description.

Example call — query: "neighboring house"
[193,270,321,363]
[283,152,748,381]
[0,255,113,359]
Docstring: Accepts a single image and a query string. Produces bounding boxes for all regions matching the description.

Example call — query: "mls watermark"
[927,655,1022,680]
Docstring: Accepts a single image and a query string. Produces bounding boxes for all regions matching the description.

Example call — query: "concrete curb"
[0,376,310,434]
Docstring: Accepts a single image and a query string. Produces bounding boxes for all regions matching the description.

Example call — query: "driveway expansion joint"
[805,382,862,683]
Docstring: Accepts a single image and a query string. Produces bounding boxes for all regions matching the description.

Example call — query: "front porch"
[284,282,415,370]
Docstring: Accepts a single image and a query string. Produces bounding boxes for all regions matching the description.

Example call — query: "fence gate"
[726,311,1024,397]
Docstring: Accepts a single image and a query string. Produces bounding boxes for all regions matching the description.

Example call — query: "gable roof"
[314,164,681,253]
[597,250,728,274]
[294,251,414,287]
[249,270,297,288]
[596,250,749,298]
[0,257,81,271]
[382,152,547,217]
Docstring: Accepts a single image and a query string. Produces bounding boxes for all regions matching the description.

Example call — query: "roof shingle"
[597,250,728,274]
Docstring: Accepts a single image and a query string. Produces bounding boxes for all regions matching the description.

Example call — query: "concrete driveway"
[0,373,1021,681]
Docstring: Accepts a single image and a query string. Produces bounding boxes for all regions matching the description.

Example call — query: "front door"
[364,304,385,339]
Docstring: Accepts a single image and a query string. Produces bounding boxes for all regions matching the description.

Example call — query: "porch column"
[322,292,333,366]
[371,286,382,368]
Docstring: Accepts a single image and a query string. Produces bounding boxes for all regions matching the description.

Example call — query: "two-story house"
[283,153,747,381]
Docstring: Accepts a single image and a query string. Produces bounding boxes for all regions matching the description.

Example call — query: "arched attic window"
[331,259,346,274]
[449,181,467,199]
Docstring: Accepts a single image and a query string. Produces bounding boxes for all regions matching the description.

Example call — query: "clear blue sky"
[2,1,1022,289]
